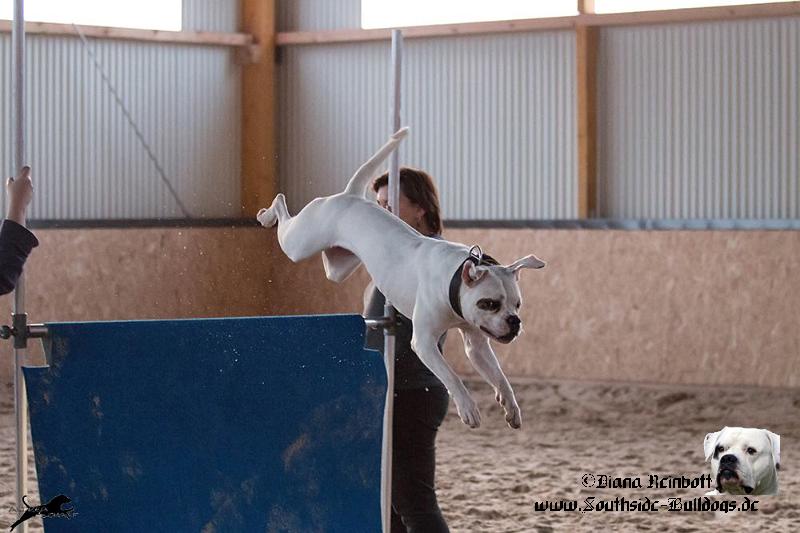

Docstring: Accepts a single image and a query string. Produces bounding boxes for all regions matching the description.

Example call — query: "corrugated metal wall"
[277,0,800,222]
[279,32,577,220]
[2,0,798,222]
[598,17,800,219]
[184,0,239,33]
[0,0,241,220]
[278,0,360,32]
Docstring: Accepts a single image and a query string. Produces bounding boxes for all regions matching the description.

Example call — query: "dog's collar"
[449,246,499,319]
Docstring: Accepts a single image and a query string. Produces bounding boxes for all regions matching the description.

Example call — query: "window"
[362,0,796,28]
[361,0,577,30]
[594,0,792,14]
[0,0,182,32]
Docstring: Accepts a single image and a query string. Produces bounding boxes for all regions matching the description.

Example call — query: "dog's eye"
[715,445,725,454]
[477,299,501,312]
[747,447,757,455]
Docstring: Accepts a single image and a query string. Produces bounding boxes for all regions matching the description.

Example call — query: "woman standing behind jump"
[364,167,450,533]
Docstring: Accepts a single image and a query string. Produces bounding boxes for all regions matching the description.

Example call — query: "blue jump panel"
[23,314,385,532]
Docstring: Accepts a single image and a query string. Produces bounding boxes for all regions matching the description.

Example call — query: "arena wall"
[2,227,796,388]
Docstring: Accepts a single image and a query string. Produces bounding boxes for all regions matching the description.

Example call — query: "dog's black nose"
[720,454,738,465]
[506,315,521,327]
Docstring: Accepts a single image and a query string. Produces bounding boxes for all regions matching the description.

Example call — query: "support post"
[12,1,28,531]
[380,29,403,533]
[241,0,278,217]
[576,0,598,218]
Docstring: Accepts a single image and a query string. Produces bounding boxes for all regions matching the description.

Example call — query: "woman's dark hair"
[372,167,443,235]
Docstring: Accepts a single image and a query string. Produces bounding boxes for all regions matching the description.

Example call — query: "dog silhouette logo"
[10,494,75,530]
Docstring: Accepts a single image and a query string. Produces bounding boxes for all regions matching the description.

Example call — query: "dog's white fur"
[704,427,780,496]
[257,128,545,428]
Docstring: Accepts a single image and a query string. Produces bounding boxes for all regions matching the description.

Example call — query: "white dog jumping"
[257,128,545,429]
[704,427,780,496]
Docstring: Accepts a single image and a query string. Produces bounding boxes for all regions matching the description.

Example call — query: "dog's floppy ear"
[764,430,781,470]
[461,261,487,287]
[506,254,545,279]
[704,428,725,462]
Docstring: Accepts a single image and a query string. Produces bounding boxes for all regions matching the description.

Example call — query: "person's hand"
[7,165,33,225]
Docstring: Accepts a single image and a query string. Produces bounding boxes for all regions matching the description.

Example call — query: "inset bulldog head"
[704,427,780,495]
[459,254,545,344]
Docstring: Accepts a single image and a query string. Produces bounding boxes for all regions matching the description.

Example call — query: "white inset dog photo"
[704,427,781,496]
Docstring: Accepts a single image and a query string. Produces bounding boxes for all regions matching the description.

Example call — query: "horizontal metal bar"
[27,324,48,338]
[0,323,48,342]
[21,320,399,339]
[364,317,394,329]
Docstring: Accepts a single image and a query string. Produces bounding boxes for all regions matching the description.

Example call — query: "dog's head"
[704,427,780,495]
[458,254,545,343]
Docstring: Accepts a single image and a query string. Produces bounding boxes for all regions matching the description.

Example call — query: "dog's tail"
[343,127,409,196]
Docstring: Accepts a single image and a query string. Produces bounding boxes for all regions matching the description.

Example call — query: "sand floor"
[436,379,799,532]
[1,378,797,532]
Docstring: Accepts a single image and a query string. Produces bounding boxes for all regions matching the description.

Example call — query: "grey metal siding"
[183,0,239,33]
[0,33,241,219]
[277,0,361,32]
[278,31,577,220]
[598,17,800,219]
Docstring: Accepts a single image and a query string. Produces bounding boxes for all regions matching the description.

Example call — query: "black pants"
[391,386,450,533]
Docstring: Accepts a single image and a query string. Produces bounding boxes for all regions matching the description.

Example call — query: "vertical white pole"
[388,31,402,218]
[381,28,402,533]
[12,1,28,531]
[380,331,395,533]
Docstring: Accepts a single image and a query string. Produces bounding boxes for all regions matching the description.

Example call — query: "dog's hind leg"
[322,247,363,282]
[258,194,331,263]
[256,193,289,228]
[343,127,409,196]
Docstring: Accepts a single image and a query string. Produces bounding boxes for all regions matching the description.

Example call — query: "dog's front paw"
[505,401,522,429]
[454,392,481,429]
[495,389,522,429]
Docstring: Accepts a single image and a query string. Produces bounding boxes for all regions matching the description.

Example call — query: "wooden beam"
[276,16,577,45]
[240,0,277,217]
[0,20,253,47]
[578,0,595,15]
[576,25,598,219]
[276,2,800,46]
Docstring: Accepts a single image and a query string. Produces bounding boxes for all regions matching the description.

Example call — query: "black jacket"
[0,220,38,295]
